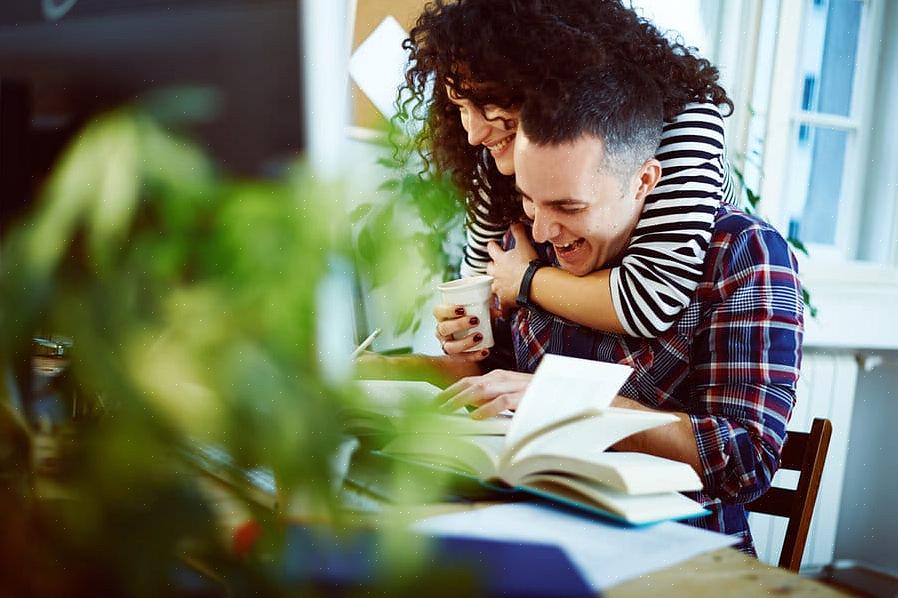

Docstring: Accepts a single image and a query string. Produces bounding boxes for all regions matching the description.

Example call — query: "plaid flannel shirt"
[495,205,804,553]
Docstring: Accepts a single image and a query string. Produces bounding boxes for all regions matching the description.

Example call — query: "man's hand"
[486,223,538,313]
[437,369,533,419]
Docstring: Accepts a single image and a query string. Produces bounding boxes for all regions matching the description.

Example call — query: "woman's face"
[445,85,519,176]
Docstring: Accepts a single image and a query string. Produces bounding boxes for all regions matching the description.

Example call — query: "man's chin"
[556,250,601,276]
[557,260,593,277]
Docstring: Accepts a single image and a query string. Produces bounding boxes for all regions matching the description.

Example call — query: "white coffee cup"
[437,275,495,352]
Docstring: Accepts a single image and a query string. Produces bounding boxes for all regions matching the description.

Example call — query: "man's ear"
[633,158,662,201]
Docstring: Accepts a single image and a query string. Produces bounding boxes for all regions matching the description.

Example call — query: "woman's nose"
[465,109,491,146]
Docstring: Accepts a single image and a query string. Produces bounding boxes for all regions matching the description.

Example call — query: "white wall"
[834,355,898,571]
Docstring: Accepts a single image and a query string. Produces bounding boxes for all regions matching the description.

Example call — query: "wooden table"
[392,503,847,597]
[199,480,847,596]
[606,547,846,597]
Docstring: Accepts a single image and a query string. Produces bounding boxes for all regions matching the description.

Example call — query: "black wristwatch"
[516,259,547,309]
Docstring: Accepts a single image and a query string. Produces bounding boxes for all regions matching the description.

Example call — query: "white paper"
[349,16,410,118]
[356,379,442,409]
[507,355,634,450]
[415,503,738,590]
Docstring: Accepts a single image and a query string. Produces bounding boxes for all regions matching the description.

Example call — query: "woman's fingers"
[436,314,481,340]
[441,329,487,356]
[433,303,467,321]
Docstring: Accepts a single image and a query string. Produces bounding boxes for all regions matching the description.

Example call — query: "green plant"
[0,103,457,595]
[351,121,466,337]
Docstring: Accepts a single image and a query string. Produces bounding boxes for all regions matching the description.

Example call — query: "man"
[433,67,804,553]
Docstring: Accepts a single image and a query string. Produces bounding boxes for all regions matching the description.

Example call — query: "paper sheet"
[349,16,410,118]
[415,503,738,590]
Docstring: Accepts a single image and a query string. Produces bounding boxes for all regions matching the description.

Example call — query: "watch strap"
[516,259,546,309]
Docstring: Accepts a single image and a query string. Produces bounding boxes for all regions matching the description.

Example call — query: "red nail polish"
[481,349,489,357]
[473,333,483,343]
[455,307,466,316]
[469,316,479,326]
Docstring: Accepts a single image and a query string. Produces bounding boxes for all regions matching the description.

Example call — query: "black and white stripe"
[460,102,738,338]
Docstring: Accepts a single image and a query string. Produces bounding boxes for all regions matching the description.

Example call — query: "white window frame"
[713,0,898,353]
[732,0,890,264]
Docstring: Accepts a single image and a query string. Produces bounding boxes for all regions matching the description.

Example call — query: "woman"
[399,0,737,356]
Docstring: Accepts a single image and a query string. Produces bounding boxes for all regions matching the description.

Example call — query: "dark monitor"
[0,0,305,239]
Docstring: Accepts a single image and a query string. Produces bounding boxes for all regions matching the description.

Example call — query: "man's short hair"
[519,64,664,179]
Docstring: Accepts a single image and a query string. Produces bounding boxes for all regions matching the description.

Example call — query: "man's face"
[513,130,650,276]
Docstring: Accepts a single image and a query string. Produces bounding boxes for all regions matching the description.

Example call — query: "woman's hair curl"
[399,0,732,226]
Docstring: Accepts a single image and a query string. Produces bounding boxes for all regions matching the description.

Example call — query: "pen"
[350,328,382,359]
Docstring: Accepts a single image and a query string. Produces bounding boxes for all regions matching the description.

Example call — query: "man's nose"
[530,209,560,244]
[465,110,490,146]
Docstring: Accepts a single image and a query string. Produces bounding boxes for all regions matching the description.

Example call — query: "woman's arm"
[530,268,625,332]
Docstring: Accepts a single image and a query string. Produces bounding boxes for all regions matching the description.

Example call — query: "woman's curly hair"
[399,0,733,227]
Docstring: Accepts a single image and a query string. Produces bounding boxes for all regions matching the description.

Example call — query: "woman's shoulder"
[661,102,725,137]
[665,101,726,125]
[657,101,726,157]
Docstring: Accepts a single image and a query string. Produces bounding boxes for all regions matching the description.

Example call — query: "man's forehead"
[514,134,606,201]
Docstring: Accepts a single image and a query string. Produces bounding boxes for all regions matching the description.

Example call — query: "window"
[629,0,717,60]
[627,0,897,265]
[784,0,865,247]
[744,0,895,263]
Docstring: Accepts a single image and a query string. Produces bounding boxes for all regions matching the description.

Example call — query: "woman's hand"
[437,369,533,419]
[433,303,490,361]
[486,223,538,313]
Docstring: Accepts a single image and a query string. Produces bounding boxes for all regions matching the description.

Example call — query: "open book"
[381,355,708,525]
[348,379,511,436]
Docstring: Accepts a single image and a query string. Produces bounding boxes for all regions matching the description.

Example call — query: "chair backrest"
[746,418,833,571]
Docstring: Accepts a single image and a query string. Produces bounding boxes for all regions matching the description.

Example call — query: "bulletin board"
[349,0,427,131]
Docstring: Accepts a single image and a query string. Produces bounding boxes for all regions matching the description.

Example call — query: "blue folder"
[277,524,595,597]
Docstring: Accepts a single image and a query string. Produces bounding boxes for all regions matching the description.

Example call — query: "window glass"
[630,0,713,58]
[783,125,849,245]
[797,0,863,117]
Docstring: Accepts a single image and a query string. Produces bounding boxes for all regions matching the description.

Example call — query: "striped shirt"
[461,102,738,337]
[498,204,803,553]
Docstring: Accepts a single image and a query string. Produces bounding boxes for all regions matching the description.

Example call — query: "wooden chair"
[746,417,833,572]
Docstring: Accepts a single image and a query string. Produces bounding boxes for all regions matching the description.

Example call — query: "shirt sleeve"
[610,103,728,337]
[460,186,507,277]
[687,224,804,504]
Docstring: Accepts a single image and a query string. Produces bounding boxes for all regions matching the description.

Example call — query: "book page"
[512,452,703,495]
[508,409,677,466]
[504,355,633,457]
[381,434,505,478]
[523,476,707,524]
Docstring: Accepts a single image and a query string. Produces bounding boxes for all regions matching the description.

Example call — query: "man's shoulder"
[706,204,798,279]
[711,204,788,248]
[712,204,773,235]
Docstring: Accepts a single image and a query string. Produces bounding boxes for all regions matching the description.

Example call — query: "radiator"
[748,349,858,569]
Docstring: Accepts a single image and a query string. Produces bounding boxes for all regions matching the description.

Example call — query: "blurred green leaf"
[788,237,810,256]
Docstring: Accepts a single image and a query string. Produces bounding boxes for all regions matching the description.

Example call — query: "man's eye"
[557,206,585,215]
